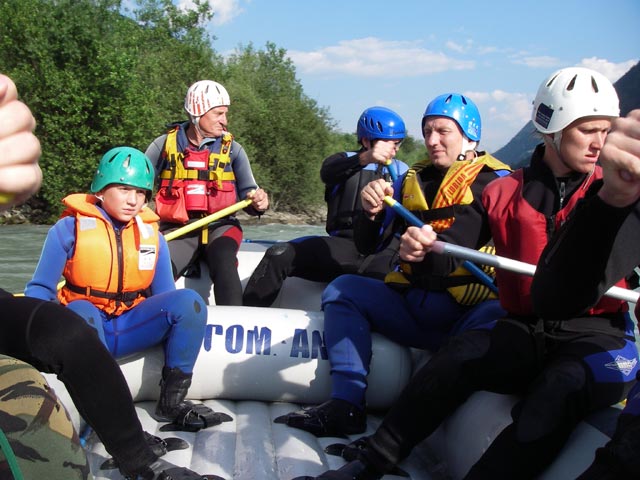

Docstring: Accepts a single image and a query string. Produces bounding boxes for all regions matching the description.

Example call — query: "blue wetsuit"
[25,206,207,373]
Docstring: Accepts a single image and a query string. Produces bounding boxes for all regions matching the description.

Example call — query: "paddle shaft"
[164,198,253,242]
[384,196,639,304]
[383,196,498,294]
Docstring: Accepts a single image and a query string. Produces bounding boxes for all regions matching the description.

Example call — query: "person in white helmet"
[146,80,269,306]
[532,109,640,479]
[294,68,639,480]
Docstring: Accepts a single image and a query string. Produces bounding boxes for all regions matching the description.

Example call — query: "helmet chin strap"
[552,131,563,154]
[457,139,478,161]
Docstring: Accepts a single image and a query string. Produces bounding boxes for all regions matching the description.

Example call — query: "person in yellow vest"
[26,147,233,438]
[1,74,219,479]
[275,93,511,437]
[296,68,637,480]
[146,80,269,306]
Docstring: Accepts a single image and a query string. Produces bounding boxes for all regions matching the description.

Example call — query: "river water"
[0,223,325,294]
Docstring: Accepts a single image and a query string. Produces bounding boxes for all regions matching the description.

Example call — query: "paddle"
[164,197,253,242]
[384,196,639,304]
[383,196,498,294]
[14,197,256,297]
[384,160,398,182]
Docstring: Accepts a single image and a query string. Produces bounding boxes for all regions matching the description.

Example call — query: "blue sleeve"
[150,235,177,294]
[25,217,76,301]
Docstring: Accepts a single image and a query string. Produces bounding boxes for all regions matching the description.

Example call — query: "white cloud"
[513,55,562,68]
[576,57,638,82]
[177,0,245,26]
[288,37,475,77]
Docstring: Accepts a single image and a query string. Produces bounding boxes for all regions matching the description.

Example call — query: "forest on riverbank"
[0,0,425,224]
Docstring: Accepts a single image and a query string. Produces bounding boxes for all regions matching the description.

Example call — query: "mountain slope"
[494,62,640,168]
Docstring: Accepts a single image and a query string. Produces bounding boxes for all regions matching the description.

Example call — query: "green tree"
[224,42,335,212]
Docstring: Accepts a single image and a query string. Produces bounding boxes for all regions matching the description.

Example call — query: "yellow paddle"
[163,197,253,242]
[15,197,255,296]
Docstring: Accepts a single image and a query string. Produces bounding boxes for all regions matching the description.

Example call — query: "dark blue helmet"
[356,106,406,143]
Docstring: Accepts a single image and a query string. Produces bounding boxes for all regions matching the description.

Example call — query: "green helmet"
[90,147,154,193]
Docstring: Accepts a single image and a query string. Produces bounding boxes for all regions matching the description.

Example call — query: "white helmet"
[184,80,230,117]
[532,67,619,134]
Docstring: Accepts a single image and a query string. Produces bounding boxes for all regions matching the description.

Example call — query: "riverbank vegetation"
[1,0,425,224]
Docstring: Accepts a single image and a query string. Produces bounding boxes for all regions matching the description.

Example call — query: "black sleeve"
[532,193,640,319]
[353,210,388,255]
[320,151,364,185]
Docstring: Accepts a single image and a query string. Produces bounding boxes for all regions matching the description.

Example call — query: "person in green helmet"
[26,147,233,439]
[1,73,220,480]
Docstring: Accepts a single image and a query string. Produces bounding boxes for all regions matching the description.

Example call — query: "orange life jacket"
[58,193,160,316]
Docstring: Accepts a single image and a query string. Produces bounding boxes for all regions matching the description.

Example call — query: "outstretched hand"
[0,74,42,210]
[598,109,640,208]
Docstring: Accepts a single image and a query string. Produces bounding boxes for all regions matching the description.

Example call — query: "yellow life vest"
[386,154,510,305]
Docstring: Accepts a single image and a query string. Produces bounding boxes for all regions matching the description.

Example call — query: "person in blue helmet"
[242,106,409,307]
[25,147,232,436]
[295,68,638,480]
[531,109,640,480]
[274,93,511,437]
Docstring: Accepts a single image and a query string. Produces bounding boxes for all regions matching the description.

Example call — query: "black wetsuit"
[356,146,638,479]
[0,292,156,475]
[533,189,640,479]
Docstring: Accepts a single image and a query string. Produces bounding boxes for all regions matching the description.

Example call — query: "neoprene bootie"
[124,457,225,480]
[154,367,232,431]
[274,398,366,437]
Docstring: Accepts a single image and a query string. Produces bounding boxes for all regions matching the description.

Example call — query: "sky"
[178,0,639,152]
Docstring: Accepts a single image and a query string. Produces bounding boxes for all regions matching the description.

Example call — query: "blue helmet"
[356,106,406,143]
[422,93,481,142]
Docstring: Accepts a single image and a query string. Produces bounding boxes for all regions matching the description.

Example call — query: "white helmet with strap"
[184,80,230,118]
[532,67,619,135]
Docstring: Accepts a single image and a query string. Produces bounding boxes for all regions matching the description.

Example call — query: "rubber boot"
[154,367,232,431]
[123,457,225,480]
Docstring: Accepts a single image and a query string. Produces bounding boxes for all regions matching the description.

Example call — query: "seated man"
[532,109,640,480]
[276,93,510,437]
[243,106,408,307]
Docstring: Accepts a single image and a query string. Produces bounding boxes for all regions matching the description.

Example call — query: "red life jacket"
[483,168,627,316]
[155,125,237,224]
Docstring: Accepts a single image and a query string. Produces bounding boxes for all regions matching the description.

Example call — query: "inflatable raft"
[43,241,623,480]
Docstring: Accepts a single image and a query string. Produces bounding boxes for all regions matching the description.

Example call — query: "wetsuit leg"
[321,275,472,407]
[363,318,537,472]
[0,296,156,475]
[65,299,108,345]
[242,241,297,307]
[578,378,640,479]
[205,225,243,306]
[164,231,202,280]
[466,332,638,479]
[101,289,207,372]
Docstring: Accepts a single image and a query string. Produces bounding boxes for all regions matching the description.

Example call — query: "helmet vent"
[123,155,131,169]
[546,73,560,87]
[591,76,600,93]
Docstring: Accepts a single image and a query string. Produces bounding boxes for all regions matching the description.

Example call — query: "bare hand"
[248,187,269,212]
[359,139,398,166]
[598,110,640,208]
[0,74,42,210]
[399,225,437,262]
[361,179,393,219]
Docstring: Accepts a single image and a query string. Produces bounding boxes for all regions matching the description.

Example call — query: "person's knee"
[256,242,296,276]
[514,362,586,442]
[169,289,207,325]
[321,274,362,305]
